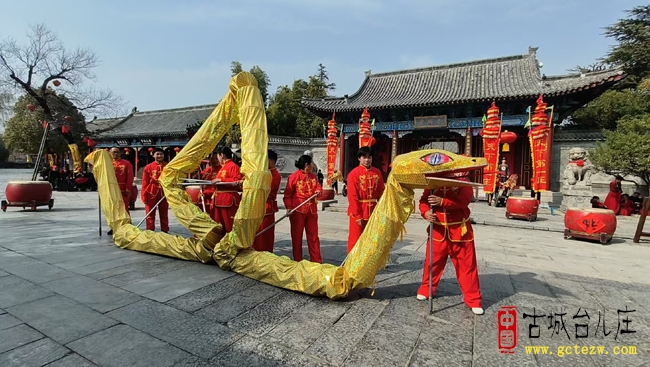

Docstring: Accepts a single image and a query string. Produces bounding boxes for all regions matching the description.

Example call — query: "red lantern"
[27,104,36,111]
[82,136,88,143]
[87,139,97,147]
[125,147,130,155]
[61,125,69,134]
[499,130,517,153]
[43,121,48,129]
[64,116,73,122]
[174,147,180,152]
[148,147,153,155]
[52,80,61,87]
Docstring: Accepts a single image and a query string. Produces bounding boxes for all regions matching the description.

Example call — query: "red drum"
[319,187,335,201]
[505,197,539,221]
[186,185,201,205]
[2,181,54,212]
[564,208,617,244]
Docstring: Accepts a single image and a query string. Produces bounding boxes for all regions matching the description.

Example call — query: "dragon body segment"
[86,72,487,299]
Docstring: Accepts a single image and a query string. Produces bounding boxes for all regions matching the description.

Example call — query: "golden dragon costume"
[85,72,487,299]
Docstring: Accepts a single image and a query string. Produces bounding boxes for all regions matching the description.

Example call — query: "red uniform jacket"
[214,160,242,208]
[347,165,385,221]
[283,170,321,214]
[265,168,282,216]
[200,165,221,199]
[141,161,166,201]
[112,158,134,195]
[419,183,474,242]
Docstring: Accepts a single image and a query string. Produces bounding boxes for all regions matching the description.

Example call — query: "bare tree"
[0,24,125,178]
[0,24,124,122]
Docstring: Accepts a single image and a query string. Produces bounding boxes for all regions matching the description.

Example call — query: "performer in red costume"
[346,146,385,252]
[619,194,636,216]
[283,155,322,263]
[108,147,134,235]
[141,148,169,232]
[200,153,222,218]
[418,175,483,315]
[253,150,282,252]
[211,147,243,234]
[604,175,623,215]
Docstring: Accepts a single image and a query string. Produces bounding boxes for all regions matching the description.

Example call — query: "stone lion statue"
[563,147,595,186]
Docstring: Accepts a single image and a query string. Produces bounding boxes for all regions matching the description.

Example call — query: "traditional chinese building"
[86,105,329,185]
[301,47,625,189]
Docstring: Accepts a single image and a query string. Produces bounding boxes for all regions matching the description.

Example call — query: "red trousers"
[214,206,238,234]
[347,218,366,253]
[253,214,275,252]
[144,194,169,232]
[289,211,322,263]
[418,234,482,308]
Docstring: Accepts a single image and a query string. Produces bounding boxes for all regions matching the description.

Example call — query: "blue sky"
[0,0,642,115]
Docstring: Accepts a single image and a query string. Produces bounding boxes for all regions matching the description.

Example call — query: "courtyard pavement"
[0,169,649,367]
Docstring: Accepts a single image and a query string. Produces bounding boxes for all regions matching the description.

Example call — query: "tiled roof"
[89,104,217,138]
[302,48,626,113]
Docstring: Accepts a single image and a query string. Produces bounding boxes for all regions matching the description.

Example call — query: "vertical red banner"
[481,102,502,194]
[482,137,500,193]
[529,127,549,192]
[326,144,337,185]
[497,306,517,354]
[326,114,339,186]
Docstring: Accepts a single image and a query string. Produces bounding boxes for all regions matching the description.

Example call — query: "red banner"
[482,137,500,193]
[326,114,338,186]
[482,102,502,194]
[326,143,337,185]
[529,95,550,192]
[529,126,549,192]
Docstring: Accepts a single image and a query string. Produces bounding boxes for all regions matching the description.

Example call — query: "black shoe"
[107,230,113,235]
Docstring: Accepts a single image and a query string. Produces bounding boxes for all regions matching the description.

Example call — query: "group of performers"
[105,145,484,315]
[592,175,647,216]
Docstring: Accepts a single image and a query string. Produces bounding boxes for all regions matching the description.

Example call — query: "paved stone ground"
[1,169,649,366]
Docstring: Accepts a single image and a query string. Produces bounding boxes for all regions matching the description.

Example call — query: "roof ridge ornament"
[528,46,539,54]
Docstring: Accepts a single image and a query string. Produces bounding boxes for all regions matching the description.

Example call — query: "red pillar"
[134,147,139,179]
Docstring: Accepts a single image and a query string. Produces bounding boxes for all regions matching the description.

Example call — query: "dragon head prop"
[390,149,487,189]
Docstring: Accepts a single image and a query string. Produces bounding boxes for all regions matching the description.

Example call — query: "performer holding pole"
[418,172,484,315]
[141,148,169,232]
[283,155,322,263]
[346,146,385,253]
[200,152,221,219]
[211,147,242,234]
[108,147,134,235]
[253,150,282,253]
